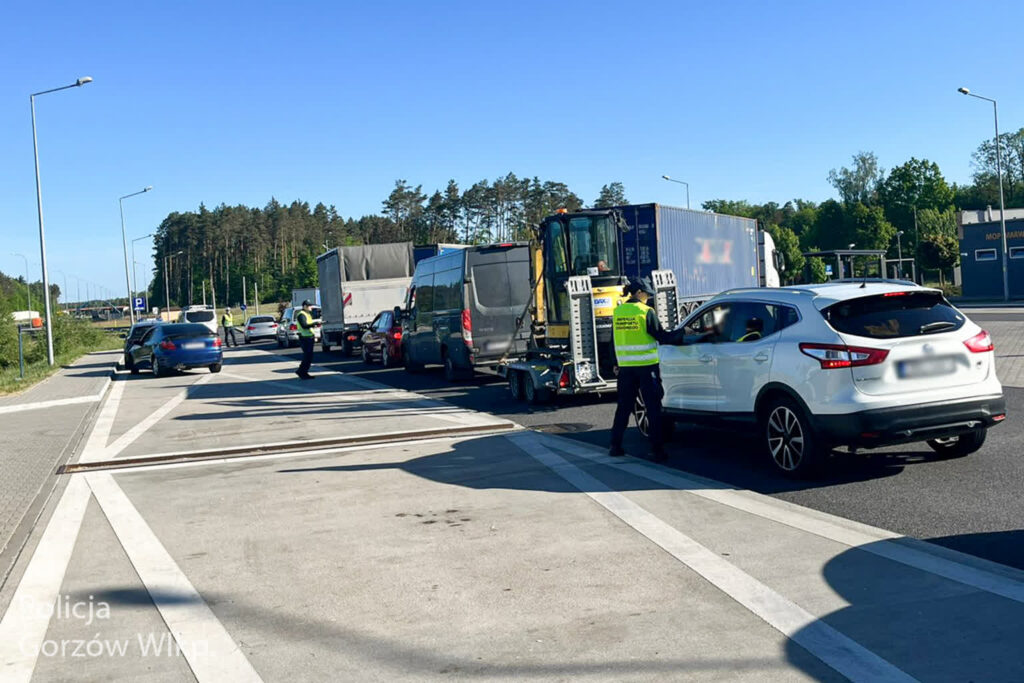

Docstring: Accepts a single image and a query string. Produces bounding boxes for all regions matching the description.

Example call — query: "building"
[958,207,1024,299]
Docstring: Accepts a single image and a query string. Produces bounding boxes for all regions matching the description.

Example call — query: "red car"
[361,310,403,367]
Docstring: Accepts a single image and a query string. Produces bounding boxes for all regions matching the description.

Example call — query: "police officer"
[295,300,317,380]
[610,278,675,461]
[221,308,238,347]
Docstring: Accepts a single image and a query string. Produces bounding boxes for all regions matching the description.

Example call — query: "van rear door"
[465,244,531,360]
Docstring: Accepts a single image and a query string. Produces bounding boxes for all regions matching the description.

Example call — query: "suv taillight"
[158,340,176,351]
[964,330,994,353]
[799,343,888,369]
[461,309,473,347]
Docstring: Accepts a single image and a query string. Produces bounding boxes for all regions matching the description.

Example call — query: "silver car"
[244,315,278,344]
[276,306,322,347]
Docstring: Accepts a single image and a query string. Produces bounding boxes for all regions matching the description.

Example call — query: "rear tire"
[322,339,332,353]
[927,430,986,458]
[342,339,353,357]
[382,345,396,368]
[443,354,460,383]
[152,355,165,378]
[404,345,423,373]
[523,375,551,404]
[276,336,284,348]
[761,396,823,478]
[509,370,525,400]
[209,363,222,374]
[361,344,372,365]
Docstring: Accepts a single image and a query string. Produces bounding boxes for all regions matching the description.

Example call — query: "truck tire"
[322,338,332,353]
[404,346,423,373]
[342,339,352,357]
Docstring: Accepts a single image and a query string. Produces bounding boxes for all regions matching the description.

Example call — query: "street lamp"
[959,87,1010,301]
[31,76,93,365]
[11,252,31,311]
[119,187,153,325]
[661,175,690,209]
[895,231,904,279]
[132,233,153,313]
[55,269,69,312]
[163,250,184,320]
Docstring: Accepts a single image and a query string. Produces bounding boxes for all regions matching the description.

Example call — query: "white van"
[178,305,218,335]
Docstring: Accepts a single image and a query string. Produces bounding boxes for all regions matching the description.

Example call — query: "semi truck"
[317,242,416,355]
[497,203,780,402]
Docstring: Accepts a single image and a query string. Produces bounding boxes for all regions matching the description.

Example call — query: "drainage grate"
[532,423,591,434]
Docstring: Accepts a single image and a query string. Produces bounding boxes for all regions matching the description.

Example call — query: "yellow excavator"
[500,207,680,403]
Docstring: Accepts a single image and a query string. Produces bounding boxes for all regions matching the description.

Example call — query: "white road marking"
[508,432,917,683]
[80,377,126,461]
[0,386,108,415]
[0,478,92,683]
[543,435,1024,604]
[103,374,213,459]
[86,472,262,682]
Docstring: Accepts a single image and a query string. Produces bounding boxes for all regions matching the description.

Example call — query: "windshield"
[823,292,965,339]
[568,216,619,276]
[163,324,216,339]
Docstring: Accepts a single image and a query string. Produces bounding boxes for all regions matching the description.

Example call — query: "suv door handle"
[754,352,770,363]
[699,354,713,363]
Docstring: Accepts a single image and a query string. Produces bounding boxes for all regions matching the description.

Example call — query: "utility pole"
[254,281,260,316]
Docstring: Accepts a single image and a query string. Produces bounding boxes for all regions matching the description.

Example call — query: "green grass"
[0,331,122,396]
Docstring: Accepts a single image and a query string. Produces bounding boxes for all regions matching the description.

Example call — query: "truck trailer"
[317,242,416,355]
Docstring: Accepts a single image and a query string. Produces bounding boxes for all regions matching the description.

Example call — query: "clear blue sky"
[2,0,1022,302]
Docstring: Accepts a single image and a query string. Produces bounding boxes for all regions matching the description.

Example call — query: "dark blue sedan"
[126,323,223,377]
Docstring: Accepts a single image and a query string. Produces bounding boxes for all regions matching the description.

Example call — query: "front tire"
[633,393,675,441]
[209,362,222,374]
[762,397,822,477]
[927,430,987,458]
[361,344,372,365]
[509,370,524,400]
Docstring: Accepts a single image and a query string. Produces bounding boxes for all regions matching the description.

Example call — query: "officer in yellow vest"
[610,278,675,461]
[221,308,238,347]
[295,300,317,380]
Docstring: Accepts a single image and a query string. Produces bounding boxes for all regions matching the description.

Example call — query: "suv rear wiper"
[920,321,957,334]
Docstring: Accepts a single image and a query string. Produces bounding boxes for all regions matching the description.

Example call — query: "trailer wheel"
[508,370,525,400]
[523,376,551,404]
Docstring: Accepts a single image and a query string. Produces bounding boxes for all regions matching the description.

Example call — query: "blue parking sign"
[133,297,144,311]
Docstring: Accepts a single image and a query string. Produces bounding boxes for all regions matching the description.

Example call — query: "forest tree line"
[141,127,1024,307]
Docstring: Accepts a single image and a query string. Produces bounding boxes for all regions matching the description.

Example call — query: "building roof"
[959,208,1024,226]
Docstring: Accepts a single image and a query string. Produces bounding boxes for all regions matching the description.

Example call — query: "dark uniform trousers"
[223,326,239,347]
[298,336,314,375]
[610,364,664,451]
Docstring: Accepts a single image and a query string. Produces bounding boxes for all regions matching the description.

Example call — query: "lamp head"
[661,175,671,180]
[143,186,153,192]
[958,87,969,95]
[76,77,93,86]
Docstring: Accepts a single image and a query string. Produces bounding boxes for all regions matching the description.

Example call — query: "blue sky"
[2,0,1022,301]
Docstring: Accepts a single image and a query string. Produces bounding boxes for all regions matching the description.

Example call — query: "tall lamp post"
[958,87,1010,301]
[11,252,31,311]
[119,187,153,324]
[163,250,184,321]
[132,233,153,313]
[55,269,69,312]
[31,76,93,365]
[661,175,690,209]
[895,231,904,279]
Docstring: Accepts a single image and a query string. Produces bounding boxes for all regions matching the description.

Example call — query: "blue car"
[126,323,223,377]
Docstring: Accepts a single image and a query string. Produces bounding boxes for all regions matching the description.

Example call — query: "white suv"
[635,282,1006,476]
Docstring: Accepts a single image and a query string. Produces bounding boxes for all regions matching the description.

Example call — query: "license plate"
[897,357,956,379]
[183,342,205,350]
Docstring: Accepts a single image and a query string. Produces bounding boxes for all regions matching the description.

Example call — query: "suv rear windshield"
[822,292,965,339]
[184,310,215,323]
[164,324,215,339]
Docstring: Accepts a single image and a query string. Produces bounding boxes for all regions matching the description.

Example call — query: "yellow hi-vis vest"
[296,309,315,338]
[613,301,659,367]
[222,313,233,327]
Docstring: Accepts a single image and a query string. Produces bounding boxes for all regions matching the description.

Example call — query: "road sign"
[133,297,144,311]
[825,265,833,276]
[240,304,247,311]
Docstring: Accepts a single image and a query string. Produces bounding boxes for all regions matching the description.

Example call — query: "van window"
[415,278,434,324]
[472,260,530,309]
[823,292,965,339]
[433,268,462,311]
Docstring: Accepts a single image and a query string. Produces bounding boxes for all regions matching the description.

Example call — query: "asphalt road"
[259,315,1024,572]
